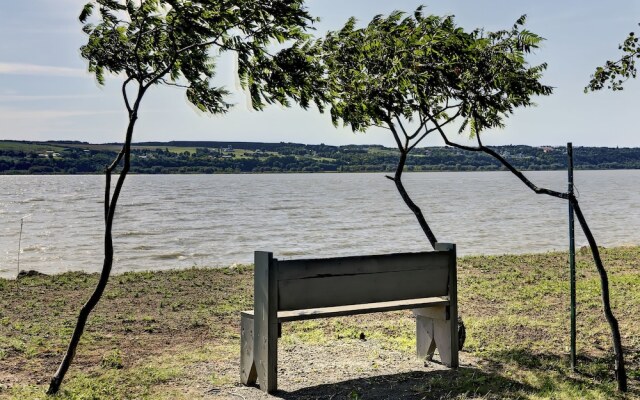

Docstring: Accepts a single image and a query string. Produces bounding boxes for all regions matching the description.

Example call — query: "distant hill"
[1,140,639,175]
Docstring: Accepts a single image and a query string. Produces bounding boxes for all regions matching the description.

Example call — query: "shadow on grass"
[481,347,639,397]
[231,348,639,399]
[272,366,534,400]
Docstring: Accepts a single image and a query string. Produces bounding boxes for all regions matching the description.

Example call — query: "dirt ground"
[211,341,487,400]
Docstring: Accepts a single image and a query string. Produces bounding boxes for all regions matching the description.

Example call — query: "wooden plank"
[434,318,454,367]
[278,267,449,311]
[277,297,449,322]
[240,297,449,322]
[252,251,278,393]
[413,305,448,321]
[240,312,257,385]
[435,242,458,368]
[416,315,437,360]
[276,251,450,281]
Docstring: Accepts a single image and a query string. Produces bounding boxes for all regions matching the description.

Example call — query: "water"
[1,171,639,278]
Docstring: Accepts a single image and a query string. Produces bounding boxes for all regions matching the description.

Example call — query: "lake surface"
[1,171,639,278]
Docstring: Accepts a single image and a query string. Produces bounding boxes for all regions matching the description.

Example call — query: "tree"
[48,0,324,394]
[320,10,550,249]
[432,134,628,393]
[320,9,627,391]
[586,23,640,92]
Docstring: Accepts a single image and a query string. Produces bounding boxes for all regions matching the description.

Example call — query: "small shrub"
[101,349,124,369]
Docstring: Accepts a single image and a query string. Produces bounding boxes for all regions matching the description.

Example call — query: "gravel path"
[211,339,477,400]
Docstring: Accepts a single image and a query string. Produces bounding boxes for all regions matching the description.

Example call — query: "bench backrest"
[254,243,456,313]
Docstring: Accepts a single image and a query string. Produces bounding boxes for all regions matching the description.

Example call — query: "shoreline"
[3,167,640,176]
[0,244,640,281]
[3,245,638,282]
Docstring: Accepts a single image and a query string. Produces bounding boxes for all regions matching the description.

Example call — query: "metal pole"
[568,142,576,371]
[18,218,24,276]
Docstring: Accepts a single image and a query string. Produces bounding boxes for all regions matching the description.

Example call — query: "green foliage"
[586,24,640,92]
[319,8,552,145]
[100,349,124,369]
[79,0,324,114]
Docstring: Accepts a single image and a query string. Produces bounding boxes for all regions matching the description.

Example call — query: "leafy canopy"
[586,23,640,92]
[319,8,552,147]
[79,0,326,114]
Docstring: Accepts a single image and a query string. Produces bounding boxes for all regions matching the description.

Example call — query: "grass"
[0,141,66,153]
[65,144,201,154]
[0,248,639,399]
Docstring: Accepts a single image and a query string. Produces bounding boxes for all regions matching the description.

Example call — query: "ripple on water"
[152,252,187,260]
[1,171,639,278]
[120,230,161,237]
[132,245,156,250]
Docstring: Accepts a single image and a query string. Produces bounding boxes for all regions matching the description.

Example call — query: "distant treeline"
[1,140,639,174]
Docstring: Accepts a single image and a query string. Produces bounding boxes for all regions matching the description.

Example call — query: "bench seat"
[241,296,449,322]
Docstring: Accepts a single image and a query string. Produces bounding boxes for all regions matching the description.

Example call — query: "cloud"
[0,62,87,78]
[0,94,101,102]
[0,108,120,120]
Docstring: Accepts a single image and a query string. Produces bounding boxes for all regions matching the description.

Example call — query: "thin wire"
[573,183,581,200]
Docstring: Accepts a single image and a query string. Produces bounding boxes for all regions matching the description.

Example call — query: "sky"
[0,0,639,148]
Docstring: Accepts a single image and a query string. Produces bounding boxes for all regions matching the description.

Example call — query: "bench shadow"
[272,366,534,400]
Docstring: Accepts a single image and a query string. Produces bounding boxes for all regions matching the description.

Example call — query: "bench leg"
[414,307,459,368]
[433,317,458,368]
[240,313,257,385]
[416,315,437,361]
[254,320,278,393]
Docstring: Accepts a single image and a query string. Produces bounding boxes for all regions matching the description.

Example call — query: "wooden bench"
[240,243,458,393]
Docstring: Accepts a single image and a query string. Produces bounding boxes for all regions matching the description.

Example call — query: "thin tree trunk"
[435,127,627,391]
[47,112,138,395]
[390,150,438,248]
[571,198,627,392]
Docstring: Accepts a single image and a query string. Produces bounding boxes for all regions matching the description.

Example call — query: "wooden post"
[253,251,278,393]
[568,143,577,371]
[435,242,458,368]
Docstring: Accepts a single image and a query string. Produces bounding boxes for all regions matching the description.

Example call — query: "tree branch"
[476,129,484,147]
[122,77,134,114]
[131,2,150,78]
[407,108,462,152]
[428,116,627,391]
[430,117,568,199]
[387,118,404,151]
[157,78,189,88]
[394,115,410,143]
[406,115,427,140]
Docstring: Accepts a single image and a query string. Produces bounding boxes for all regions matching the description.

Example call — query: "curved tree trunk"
[571,198,627,392]
[435,128,627,391]
[47,112,138,395]
[391,150,438,249]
